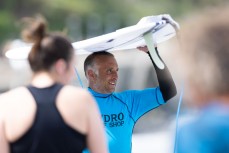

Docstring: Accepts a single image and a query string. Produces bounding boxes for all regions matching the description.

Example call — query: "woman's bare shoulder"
[0,87,31,112]
[62,85,91,96]
[0,87,28,100]
[59,85,94,105]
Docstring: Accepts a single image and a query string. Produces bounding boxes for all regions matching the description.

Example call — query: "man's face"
[92,55,119,94]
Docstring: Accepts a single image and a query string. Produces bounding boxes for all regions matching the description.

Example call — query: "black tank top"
[10,83,87,153]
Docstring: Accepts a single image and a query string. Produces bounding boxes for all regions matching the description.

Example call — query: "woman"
[176,7,229,153]
[0,17,108,153]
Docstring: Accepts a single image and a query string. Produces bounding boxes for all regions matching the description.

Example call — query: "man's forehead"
[93,55,118,68]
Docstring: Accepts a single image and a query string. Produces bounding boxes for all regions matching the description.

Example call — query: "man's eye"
[107,69,112,74]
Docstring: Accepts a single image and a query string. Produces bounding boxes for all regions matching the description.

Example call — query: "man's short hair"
[84,51,114,77]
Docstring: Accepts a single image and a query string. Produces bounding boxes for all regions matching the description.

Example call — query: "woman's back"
[0,82,106,153]
[10,83,86,153]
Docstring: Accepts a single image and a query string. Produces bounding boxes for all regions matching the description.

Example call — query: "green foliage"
[0,11,18,45]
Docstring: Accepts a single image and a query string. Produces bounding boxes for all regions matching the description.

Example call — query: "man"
[83,43,177,153]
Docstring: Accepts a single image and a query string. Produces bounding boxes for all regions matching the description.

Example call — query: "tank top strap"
[27,83,63,105]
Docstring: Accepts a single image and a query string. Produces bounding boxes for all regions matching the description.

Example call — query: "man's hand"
[137,14,180,31]
[137,46,149,53]
[160,14,180,31]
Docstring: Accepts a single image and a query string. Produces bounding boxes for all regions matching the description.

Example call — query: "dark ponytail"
[22,16,46,43]
[22,16,74,72]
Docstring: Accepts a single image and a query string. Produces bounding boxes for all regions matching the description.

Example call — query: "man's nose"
[112,71,118,79]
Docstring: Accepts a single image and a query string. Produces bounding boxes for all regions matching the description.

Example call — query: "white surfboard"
[5,16,177,60]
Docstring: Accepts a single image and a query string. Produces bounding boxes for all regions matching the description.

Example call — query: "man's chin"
[107,87,115,93]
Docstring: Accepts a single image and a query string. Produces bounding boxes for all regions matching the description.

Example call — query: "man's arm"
[138,46,177,102]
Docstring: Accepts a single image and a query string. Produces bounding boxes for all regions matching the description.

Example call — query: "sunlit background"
[0,0,228,152]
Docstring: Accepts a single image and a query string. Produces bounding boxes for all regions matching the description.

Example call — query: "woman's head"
[22,16,75,84]
[178,7,229,105]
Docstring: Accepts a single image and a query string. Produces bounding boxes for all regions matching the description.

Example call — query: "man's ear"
[87,69,96,80]
[55,59,67,75]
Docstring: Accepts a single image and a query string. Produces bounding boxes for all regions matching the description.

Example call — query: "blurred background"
[0,0,228,152]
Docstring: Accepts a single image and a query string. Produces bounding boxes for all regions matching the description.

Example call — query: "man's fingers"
[161,14,180,30]
[137,46,149,52]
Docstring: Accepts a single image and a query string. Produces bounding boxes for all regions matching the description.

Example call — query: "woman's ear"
[54,59,67,75]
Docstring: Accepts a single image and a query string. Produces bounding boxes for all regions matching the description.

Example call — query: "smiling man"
[83,46,177,153]
[85,52,119,94]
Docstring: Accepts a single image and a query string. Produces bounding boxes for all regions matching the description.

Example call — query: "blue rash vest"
[84,87,165,153]
[177,102,229,153]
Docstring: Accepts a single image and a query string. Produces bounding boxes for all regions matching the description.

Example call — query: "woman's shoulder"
[0,86,31,113]
[0,87,28,101]
[62,85,91,96]
[59,85,95,105]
